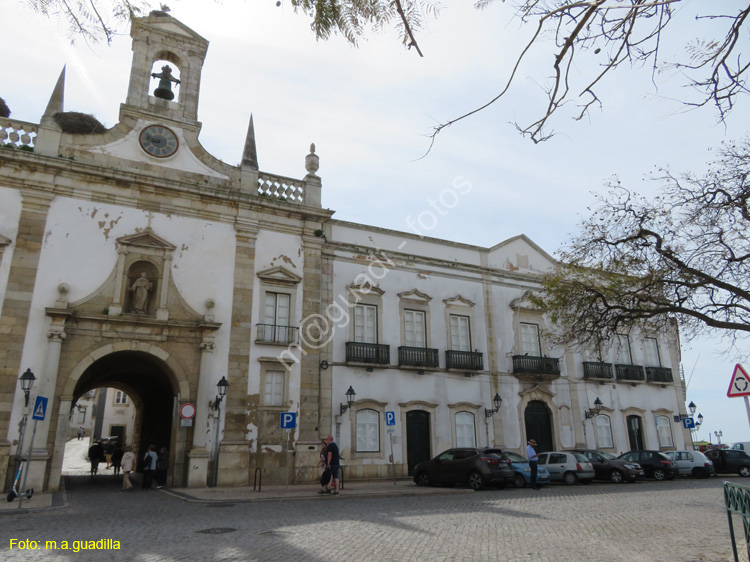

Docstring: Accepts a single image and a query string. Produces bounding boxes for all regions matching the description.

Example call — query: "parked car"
[537,451,595,484]
[567,449,644,483]
[730,442,750,453]
[413,447,516,490]
[499,450,552,488]
[663,450,715,478]
[704,448,750,477]
[618,450,678,480]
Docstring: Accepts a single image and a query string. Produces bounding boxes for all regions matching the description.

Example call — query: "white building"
[0,11,689,492]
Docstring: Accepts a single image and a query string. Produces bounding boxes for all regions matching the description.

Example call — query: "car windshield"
[504,452,527,463]
[598,451,616,460]
[573,453,588,463]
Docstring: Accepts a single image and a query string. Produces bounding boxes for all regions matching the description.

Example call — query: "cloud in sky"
[4,0,750,444]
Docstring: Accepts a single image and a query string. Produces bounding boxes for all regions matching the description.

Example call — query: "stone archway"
[48,343,191,491]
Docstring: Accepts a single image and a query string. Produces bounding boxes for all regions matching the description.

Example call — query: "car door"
[545,453,568,481]
[431,450,457,484]
[582,451,606,479]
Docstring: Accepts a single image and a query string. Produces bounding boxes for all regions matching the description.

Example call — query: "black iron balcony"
[583,361,614,380]
[345,341,390,364]
[446,350,484,371]
[646,366,674,383]
[512,355,560,375]
[398,346,439,368]
[615,364,645,382]
[256,324,298,344]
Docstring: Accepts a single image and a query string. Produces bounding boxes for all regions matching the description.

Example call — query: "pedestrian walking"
[77,427,83,440]
[155,446,169,488]
[111,444,124,476]
[104,439,114,469]
[120,446,136,491]
[324,435,341,495]
[142,444,157,490]
[88,440,104,476]
[526,438,540,490]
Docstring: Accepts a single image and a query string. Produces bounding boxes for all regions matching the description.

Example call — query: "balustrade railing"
[646,366,674,383]
[583,361,614,380]
[446,350,483,370]
[1,120,37,150]
[398,346,439,368]
[256,324,298,344]
[512,355,561,375]
[345,342,390,364]
[615,364,645,382]
[257,173,305,203]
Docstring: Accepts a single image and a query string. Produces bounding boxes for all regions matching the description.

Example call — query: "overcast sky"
[4,0,750,446]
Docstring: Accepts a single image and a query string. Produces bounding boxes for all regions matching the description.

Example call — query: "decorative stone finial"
[58,283,70,297]
[205,298,215,310]
[305,143,319,175]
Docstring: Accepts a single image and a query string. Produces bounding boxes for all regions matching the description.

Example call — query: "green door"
[524,401,554,453]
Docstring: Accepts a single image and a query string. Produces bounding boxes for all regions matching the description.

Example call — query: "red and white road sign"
[180,403,196,419]
[727,364,750,397]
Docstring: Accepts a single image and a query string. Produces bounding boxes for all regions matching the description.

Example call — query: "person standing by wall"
[155,446,169,489]
[111,444,124,476]
[526,438,540,490]
[120,446,136,491]
[142,444,157,490]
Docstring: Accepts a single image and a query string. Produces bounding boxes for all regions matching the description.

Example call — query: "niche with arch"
[125,261,160,315]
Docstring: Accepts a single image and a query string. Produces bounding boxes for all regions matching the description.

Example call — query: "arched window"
[456,411,476,447]
[356,409,380,452]
[595,415,614,448]
[656,415,674,448]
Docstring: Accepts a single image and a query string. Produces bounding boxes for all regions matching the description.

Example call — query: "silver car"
[664,450,715,479]
[537,451,596,484]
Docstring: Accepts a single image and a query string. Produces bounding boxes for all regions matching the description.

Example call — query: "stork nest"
[53,112,106,134]
[0,97,9,118]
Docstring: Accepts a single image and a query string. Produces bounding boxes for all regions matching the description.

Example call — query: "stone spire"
[41,66,66,126]
[241,114,259,171]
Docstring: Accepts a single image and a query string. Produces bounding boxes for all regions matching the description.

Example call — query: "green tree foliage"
[533,139,750,354]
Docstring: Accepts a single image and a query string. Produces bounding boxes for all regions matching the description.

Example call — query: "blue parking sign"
[682,417,695,429]
[280,412,297,429]
[385,411,396,426]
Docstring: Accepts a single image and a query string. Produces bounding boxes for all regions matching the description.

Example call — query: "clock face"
[139,125,179,158]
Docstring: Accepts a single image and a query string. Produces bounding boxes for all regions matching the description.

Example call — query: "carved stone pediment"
[347,280,384,296]
[398,289,432,302]
[117,229,176,251]
[0,234,11,248]
[257,266,302,286]
[443,294,475,307]
[518,384,556,399]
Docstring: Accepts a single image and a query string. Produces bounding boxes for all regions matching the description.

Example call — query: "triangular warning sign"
[728,364,750,397]
[33,400,45,419]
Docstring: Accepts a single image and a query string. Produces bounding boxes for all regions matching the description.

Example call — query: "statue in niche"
[129,272,153,314]
[151,65,180,101]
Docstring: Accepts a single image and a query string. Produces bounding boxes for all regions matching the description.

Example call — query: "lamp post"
[715,430,723,445]
[16,369,36,508]
[585,397,603,419]
[339,386,356,415]
[484,393,502,447]
[209,376,229,488]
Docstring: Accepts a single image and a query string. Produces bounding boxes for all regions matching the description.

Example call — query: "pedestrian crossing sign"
[727,364,750,397]
[32,396,48,420]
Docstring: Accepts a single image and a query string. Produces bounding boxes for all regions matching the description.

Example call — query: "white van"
[731,442,750,452]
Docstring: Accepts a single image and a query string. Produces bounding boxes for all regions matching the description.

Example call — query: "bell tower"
[121,10,209,125]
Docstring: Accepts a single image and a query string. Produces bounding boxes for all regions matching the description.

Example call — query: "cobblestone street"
[1,470,748,562]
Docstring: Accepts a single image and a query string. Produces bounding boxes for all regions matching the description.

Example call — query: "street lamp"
[19,368,36,408]
[688,401,697,416]
[485,393,502,418]
[715,430,723,445]
[340,386,356,415]
[209,376,230,488]
[585,397,604,419]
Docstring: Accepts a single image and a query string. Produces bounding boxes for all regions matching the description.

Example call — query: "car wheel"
[513,474,526,488]
[652,468,666,481]
[415,472,430,487]
[563,472,578,485]
[609,470,624,484]
[468,471,485,491]
[739,466,750,477]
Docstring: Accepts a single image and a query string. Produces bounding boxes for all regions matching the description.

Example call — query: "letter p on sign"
[280,412,297,429]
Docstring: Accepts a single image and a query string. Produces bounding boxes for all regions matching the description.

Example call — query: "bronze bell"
[151,65,180,101]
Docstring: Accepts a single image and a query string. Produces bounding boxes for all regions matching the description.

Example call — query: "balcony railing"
[446,350,484,370]
[256,324,298,344]
[646,366,674,383]
[398,346,439,368]
[615,364,645,382]
[512,355,561,375]
[583,362,614,380]
[345,342,390,364]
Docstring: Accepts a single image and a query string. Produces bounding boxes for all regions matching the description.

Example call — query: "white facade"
[0,12,689,493]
